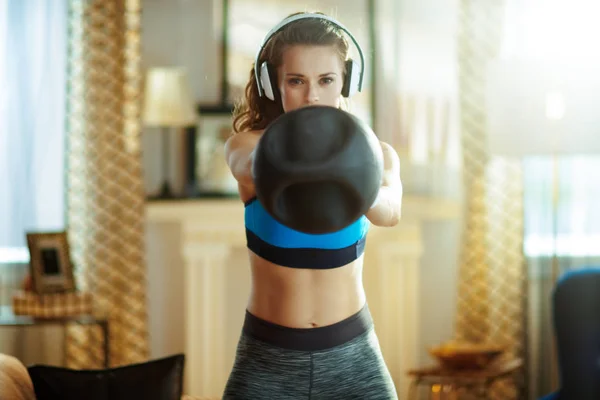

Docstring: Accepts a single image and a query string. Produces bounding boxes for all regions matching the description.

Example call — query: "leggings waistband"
[242,304,373,351]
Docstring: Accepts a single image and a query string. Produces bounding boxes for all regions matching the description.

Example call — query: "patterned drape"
[455,0,527,398]
[65,0,149,368]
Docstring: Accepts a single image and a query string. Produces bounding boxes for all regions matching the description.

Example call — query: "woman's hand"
[365,141,403,227]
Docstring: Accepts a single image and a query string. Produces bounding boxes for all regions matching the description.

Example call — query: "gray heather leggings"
[223,305,398,400]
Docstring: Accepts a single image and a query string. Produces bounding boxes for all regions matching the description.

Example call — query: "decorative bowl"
[429,340,505,370]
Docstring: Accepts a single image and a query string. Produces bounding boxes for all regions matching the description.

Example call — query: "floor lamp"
[486,56,600,391]
[143,67,197,199]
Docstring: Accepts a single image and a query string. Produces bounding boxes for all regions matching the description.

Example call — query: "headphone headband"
[254,13,365,97]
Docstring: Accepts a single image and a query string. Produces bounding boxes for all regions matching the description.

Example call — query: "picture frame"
[26,231,76,294]
[195,105,239,197]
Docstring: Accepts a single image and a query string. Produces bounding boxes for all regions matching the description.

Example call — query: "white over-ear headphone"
[254,13,365,101]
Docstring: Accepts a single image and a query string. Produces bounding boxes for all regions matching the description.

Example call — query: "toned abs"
[238,182,367,328]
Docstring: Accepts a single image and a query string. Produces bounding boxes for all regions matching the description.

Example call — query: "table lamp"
[142,67,197,199]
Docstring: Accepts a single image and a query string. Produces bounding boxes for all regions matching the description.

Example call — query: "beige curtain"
[64,0,149,368]
[455,0,527,398]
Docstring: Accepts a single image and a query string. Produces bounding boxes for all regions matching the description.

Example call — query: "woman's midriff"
[238,185,366,328]
[246,251,367,328]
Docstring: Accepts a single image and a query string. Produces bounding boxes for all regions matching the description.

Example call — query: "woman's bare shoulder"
[224,129,263,153]
[238,129,264,137]
[246,129,264,137]
[227,129,263,143]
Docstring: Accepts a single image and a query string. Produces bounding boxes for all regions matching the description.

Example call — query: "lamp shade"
[485,57,600,156]
[142,67,197,127]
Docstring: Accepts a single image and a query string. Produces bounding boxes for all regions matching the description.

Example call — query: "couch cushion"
[27,354,184,400]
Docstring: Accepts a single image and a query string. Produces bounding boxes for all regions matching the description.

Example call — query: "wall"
[141,0,221,196]
[395,0,462,366]
[141,0,462,369]
[142,0,222,361]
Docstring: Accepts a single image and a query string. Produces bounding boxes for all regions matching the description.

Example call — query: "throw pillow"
[27,353,185,400]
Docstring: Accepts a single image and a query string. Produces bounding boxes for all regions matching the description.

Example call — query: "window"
[523,156,600,257]
[501,0,600,258]
[0,0,68,263]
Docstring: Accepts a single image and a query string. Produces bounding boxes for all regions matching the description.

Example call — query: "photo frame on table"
[195,105,239,197]
[26,231,76,294]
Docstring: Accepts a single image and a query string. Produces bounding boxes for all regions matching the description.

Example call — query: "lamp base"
[184,178,202,198]
[148,181,176,200]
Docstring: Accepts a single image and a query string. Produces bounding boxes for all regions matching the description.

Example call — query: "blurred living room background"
[1,0,599,399]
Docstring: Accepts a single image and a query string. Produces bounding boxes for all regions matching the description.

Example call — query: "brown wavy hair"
[232,12,350,134]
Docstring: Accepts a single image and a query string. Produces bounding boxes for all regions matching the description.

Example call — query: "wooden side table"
[0,305,110,368]
[406,358,523,399]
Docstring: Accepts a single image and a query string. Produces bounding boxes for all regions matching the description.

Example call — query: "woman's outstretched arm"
[365,141,403,227]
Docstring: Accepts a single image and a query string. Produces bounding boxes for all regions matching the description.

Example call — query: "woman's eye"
[320,77,334,85]
[288,78,303,85]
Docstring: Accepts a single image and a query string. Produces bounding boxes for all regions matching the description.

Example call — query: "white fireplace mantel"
[146,196,460,398]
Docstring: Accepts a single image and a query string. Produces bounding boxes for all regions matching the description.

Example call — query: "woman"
[223,12,402,400]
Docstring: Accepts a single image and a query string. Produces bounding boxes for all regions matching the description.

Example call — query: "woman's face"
[277,45,345,112]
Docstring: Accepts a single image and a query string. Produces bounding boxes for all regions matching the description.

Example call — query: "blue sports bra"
[244,197,370,269]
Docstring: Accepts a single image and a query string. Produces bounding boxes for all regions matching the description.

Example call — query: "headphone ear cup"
[259,62,280,102]
[342,59,360,98]
[259,61,275,101]
[266,63,280,102]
